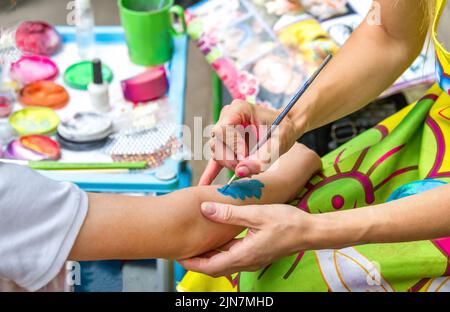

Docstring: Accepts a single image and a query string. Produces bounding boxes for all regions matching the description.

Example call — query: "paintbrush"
[222,54,333,191]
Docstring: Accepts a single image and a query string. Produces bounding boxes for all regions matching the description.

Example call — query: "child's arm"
[69,143,321,261]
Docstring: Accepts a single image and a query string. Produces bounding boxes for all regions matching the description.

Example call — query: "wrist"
[301,208,375,250]
[287,89,319,137]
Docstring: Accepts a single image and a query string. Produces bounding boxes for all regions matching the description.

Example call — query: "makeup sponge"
[121,67,168,103]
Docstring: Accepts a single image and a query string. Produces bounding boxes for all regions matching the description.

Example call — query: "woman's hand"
[179,202,315,277]
[200,100,302,185]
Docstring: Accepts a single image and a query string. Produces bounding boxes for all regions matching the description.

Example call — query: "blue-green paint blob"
[218,179,265,200]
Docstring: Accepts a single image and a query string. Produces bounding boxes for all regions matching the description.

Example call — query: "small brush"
[222,54,333,191]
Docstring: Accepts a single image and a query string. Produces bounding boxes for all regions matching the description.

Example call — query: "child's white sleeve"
[0,163,88,291]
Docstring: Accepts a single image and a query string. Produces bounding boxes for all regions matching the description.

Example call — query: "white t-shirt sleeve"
[0,163,88,291]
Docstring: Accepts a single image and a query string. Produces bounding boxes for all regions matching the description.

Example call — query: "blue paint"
[218,179,265,200]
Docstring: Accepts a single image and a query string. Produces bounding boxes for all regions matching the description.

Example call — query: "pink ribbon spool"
[121,67,168,103]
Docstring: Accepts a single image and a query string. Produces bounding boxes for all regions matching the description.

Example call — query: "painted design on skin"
[218,179,265,200]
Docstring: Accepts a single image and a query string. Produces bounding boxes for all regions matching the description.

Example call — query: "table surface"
[33,26,189,193]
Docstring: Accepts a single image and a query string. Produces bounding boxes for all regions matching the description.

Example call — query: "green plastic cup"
[118,0,186,66]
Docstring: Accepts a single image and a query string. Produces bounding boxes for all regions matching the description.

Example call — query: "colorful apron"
[179,0,450,292]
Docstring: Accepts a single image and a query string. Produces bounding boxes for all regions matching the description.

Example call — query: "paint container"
[19,135,61,160]
[5,140,46,161]
[10,55,59,85]
[15,21,62,56]
[64,61,113,90]
[9,107,60,135]
[121,67,168,103]
[0,94,13,118]
[5,135,61,161]
[88,59,110,112]
[57,111,113,143]
[56,133,108,151]
[18,81,69,109]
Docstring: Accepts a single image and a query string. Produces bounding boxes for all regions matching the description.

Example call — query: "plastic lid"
[64,61,113,90]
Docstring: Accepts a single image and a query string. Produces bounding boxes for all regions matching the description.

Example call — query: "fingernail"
[202,203,217,215]
[236,166,249,177]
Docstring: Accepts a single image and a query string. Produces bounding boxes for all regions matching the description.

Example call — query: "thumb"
[234,142,275,177]
[201,202,263,228]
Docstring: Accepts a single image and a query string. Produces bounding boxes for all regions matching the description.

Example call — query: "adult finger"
[198,160,223,186]
[210,124,248,162]
[201,202,264,228]
[179,250,242,277]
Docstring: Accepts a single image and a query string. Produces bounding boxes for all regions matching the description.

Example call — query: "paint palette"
[18,81,69,109]
[5,135,61,161]
[9,107,60,135]
[10,55,59,85]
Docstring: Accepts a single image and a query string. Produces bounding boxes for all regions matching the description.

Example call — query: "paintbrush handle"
[251,55,333,154]
[224,55,332,188]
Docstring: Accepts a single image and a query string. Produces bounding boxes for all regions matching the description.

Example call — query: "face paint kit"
[0,19,180,173]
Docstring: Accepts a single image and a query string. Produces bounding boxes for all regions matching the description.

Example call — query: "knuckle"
[221,205,234,222]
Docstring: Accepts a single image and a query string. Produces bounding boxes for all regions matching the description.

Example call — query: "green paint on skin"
[218,179,265,200]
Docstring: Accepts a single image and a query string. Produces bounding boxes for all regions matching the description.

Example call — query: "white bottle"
[75,0,95,59]
[88,59,110,113]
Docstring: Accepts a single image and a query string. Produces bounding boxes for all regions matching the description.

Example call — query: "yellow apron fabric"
[179,0,450,292]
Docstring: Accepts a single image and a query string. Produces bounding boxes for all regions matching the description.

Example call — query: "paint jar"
[0,93,13,118]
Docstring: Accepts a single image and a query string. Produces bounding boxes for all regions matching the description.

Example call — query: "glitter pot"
[121,67,168,103]
[57,112,113,143]
[10,55,59,85]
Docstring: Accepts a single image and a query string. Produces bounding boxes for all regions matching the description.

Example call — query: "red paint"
[332,195,345,209]
[20,135,61,160]
[0,96,13,118]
